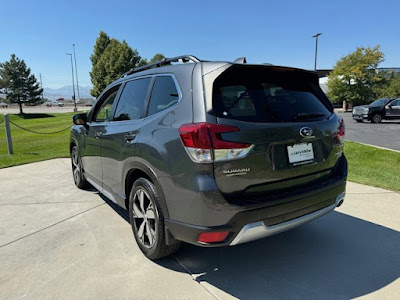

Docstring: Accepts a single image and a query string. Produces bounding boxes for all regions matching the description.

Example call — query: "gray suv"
[70,55,347,259]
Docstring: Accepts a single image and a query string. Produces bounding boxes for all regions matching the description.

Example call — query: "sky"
[0,0,399,89]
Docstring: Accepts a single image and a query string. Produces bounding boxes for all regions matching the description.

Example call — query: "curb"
[349,141,400,153]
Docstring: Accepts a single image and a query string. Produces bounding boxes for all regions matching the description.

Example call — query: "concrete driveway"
[1,159,399,299]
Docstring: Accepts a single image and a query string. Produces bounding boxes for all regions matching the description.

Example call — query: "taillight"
[178,123,254,163]
[334,117,345,144]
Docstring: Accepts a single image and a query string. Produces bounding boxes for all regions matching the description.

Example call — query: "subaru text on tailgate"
[70,55,347,259]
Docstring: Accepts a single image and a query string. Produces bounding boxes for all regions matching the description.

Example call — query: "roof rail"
[121,55,200,78]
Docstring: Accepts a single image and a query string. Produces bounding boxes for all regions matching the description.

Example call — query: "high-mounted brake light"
[178,123,254,163]
[334,117,345,144]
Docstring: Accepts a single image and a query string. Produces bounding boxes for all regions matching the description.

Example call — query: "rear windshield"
[212,66,332,123]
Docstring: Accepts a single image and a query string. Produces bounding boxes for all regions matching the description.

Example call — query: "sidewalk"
[0,159,399,299]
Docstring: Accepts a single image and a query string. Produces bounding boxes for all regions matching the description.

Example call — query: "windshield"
[370,99,390,107]
[212,66,332,123]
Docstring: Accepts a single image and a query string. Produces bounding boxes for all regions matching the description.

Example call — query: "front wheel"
[129,178,180,260]
[371,113,383,123]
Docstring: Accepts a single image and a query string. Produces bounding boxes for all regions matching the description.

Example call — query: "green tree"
[149,53,165,64]
[377,72,400,98]
[90,32,141,97]
[90,31,110,66]
[327,46,385,106]
[0,54,43,114]
[137,58,148,67]
[137,53,165,67]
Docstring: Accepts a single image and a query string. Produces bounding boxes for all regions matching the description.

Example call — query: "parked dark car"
[70,55,347,259]
[352,98,400,123]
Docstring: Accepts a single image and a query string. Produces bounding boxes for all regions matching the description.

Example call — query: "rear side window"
[113,77,151,121]
[212,66,332,123]
[148,76,179,116]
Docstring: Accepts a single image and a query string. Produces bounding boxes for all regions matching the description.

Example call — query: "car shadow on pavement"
[97,193,130,222]
[172,212,400,299]
[96,194,400,299]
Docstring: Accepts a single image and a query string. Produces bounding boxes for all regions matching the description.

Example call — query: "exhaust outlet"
[336,193,345,207]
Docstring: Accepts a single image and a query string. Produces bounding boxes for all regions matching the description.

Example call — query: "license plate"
[287,143,314,165]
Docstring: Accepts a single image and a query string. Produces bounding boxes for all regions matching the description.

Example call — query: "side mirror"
[73,113,88,126]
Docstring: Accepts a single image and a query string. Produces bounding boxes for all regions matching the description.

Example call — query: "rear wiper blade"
[224,90,248,114]
[293,113,326,121]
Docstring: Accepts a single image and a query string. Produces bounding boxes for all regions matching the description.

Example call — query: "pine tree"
[90,31,111,67]
[90,32,141,97]
[0,54,43,114]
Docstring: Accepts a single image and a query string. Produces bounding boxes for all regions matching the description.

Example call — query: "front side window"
[94,87,120,122]
[390,99,400,106]
[114,77,151,121]
[147,76,179,117]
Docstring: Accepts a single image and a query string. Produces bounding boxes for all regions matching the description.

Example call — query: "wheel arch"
[124,163,170,219]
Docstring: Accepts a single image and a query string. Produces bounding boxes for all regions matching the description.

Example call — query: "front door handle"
[125,133,137,141]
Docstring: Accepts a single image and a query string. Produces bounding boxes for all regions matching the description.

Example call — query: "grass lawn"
[345,141,400,191]
[1,114,399,191]
[0,112,77,168]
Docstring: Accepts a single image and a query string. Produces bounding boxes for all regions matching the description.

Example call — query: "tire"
[129,178,180,260]
[371,113,383,123]
[71,145,90,189]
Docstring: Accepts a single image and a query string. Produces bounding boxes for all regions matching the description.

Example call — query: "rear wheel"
[371,113,383,123]
[129,178,180,260]
[71,145,90,189]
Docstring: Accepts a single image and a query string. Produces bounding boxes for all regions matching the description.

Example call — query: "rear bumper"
[230,192,344,245]
[165,178,346,247]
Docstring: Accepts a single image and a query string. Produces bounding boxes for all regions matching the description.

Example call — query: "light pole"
[66,53,77,112]
[39,73,44,101]
[312,33,322,71]
[72,44,80,101]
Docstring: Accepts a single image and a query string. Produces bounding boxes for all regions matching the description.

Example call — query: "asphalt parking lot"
[338,111,400,151]
[1,159,400,299]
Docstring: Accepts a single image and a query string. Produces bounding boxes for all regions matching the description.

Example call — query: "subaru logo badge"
[300,127,313,137]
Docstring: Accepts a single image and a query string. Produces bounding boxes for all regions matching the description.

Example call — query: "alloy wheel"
[71,148,81,184]
[373,114,382,123]
[131,188,158,248]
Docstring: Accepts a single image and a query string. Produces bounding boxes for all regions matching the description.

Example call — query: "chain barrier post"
[4,114,13,154]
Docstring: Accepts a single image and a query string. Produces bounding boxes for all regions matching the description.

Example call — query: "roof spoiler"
[121,55,200,78]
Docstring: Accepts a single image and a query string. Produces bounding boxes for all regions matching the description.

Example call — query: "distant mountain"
[43,85,94,101]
